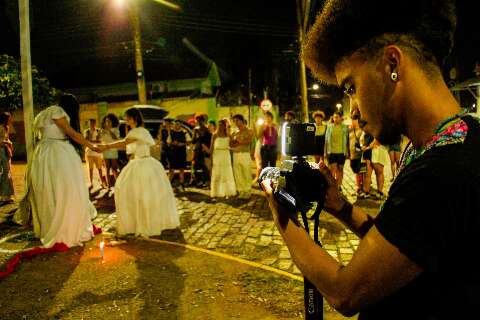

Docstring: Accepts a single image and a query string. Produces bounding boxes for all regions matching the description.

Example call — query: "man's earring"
[391,72,398,82]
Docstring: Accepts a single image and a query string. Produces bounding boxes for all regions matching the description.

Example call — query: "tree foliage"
[0,54,56,112]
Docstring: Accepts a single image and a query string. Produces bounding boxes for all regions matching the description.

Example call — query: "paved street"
[1,161,392,318]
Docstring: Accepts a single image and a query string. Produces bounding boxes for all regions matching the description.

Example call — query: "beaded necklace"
[397,110,469,174]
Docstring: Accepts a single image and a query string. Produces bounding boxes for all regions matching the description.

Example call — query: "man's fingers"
[318,161,337,186]
[261,179,274,195]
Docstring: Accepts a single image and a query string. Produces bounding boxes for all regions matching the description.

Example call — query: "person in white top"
[15,94,99,248]
[230,114,253,199]
[209,119,237,199]
[99,108,179,237]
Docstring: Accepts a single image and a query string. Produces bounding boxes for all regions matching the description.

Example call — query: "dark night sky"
[1,0,479,105]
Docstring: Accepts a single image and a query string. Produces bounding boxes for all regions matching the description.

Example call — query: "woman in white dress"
[210,119,237,199]
[99,108,179,237]
[15,94,98,248]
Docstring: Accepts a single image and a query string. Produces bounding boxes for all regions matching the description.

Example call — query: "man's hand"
[260,179,295,231]
[94,144,106,153]
[317,161,347,214]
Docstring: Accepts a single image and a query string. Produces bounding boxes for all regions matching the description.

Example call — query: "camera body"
[260,123,328,213]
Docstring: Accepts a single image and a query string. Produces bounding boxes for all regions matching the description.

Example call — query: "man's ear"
[383,45,403,76]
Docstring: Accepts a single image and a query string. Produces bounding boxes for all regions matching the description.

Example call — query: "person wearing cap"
[261,1,477,318]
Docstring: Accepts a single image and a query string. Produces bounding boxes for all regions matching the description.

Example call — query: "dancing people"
[99,108,179,237]
[15,94,98,248]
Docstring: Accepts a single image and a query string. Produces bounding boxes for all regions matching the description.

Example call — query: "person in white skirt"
[99,108,179,237]
[15,94,98,248]
[209,119,237,199]
[230,114,253,199]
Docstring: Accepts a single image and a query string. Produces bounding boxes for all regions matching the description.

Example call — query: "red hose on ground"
[0,224,102,279]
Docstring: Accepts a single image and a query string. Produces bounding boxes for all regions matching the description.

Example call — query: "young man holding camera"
[261,0,478,318]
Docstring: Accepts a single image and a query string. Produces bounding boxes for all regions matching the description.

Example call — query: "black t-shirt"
[193,126,212,151]
[360,116,480,319]
[171,130,186,151]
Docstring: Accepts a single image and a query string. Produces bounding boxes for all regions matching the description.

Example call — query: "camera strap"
[299,203,324,320]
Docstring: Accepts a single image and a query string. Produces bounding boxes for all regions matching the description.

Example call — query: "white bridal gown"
[210,136,237,198]
[115,127,179,237]
[17,106,96,248]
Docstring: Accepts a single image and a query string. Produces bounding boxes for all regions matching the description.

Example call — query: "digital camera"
[259,123,328,214]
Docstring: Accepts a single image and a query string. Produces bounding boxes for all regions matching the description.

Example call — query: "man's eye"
[344,85,355,96]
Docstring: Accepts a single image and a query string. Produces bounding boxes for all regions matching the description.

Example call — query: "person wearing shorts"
[313,111,327,163]
[360,131,374,198]
[349,116,364,196]
[325,111,349,188]
[388,143,401,179]
[84,119,107,188]
[169,121,187,192]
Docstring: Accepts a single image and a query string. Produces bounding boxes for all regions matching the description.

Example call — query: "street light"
[336,103,342,112]
[115,0,181,104]
[312,83,320,90]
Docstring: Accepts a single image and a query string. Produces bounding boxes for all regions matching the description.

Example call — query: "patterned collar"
[397,111,472,174]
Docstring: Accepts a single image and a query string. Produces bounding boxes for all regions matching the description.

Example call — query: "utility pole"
[248,68,252,126]
[19,0,34,162]
[128,2,147,104]
[296,0,310,123]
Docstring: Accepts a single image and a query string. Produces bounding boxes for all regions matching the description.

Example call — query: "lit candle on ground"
[100,241,105,260]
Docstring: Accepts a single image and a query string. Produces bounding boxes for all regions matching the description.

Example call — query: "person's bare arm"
[261,180,422,316]
[99,138,135,151]
[209,134,216,155]
[54,117,98,151]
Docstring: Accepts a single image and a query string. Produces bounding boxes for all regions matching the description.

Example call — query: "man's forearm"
[333,203,374,238]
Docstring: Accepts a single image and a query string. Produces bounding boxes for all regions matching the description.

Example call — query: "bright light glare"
[114,0,126,9]
[256,118,265,126]
[281,122,288,156]
[152,0,182,11]
[312,83,320,90]
[336,103,342,110]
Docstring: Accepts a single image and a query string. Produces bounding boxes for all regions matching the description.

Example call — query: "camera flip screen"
[282,123,316,157]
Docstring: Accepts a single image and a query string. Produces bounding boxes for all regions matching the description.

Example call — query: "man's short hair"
[232,114,245,122]
[313,111,325,119]
[303,0,456,84]
[195,113,207,122]
[265,111,273,118]
[333,111,343,118]
[285,111,295,119]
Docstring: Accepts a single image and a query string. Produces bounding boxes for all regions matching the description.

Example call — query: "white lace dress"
[210,136,237,197]
[115,127,179,237]
[16,106,96,248]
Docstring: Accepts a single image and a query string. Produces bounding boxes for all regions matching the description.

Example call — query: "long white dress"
[115,127,179,237]
[16,106,96,248]
[210,136,237,197]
